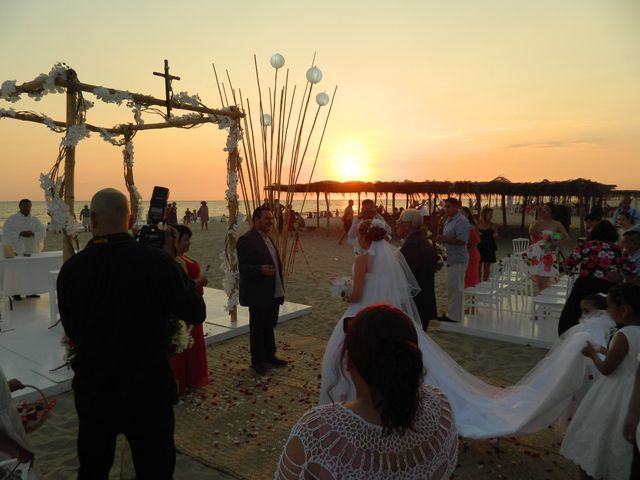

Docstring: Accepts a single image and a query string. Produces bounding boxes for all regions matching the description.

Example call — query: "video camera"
[137,186,171,249]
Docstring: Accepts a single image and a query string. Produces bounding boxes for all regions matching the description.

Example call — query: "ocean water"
[0,197,365,227]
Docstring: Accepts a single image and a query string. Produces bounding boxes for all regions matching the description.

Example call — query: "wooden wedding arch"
[0,62,245,319]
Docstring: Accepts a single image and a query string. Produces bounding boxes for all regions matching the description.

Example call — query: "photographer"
[57,188,206,480]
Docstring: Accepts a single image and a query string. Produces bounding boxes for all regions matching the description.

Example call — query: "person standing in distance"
[237,206,287,376]
[338,199,354,245]
[57,188,206,480]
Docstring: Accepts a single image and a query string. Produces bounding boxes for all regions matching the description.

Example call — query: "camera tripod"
[286,232,316,278]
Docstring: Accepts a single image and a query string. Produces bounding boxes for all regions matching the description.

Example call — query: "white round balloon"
[306,66,323,84]
[270,53,285,69]
[316,92,330,106]
[261,113,272,126]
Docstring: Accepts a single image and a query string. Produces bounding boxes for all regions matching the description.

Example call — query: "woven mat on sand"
[174,331,324,479]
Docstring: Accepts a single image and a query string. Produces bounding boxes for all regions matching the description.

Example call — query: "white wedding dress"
[320,240,615,439]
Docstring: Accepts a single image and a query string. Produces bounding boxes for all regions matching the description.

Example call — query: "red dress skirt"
[464,228,481,288]
[169,255,209,395]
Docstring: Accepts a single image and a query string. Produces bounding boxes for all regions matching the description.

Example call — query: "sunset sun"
[333,141,369,181]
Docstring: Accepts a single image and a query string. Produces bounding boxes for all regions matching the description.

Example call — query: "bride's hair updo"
[357,219,387,243]
[343,304,424,432]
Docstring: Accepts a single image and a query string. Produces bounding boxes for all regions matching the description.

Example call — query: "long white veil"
[319,241,613,438]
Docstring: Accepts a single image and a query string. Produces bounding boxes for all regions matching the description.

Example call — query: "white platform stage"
[439,296,559,349]
[1,288,312,402]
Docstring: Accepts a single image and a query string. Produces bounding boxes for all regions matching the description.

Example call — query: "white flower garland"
[129,184,145,227]
[172,91,202,107]
[168,112,202,123]
[123,141,134,168]
[39,174,83,235]
[0,80,18,102]
[0,107,16,117]
[92,86,133,106]
[42,114,66,133]
[62,124,90,147]
[98,128,124,145]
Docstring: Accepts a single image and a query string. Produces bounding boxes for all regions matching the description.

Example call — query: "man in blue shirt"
[436,198,470,322]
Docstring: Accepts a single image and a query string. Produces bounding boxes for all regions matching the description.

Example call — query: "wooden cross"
[153,59,180,118]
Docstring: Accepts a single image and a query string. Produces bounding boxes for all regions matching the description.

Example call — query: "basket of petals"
[15,385,56,433]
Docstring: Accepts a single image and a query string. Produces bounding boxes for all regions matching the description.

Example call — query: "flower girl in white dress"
[560,283,640,480]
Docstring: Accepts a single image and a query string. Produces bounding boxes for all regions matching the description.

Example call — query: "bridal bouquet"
[171,318,194,353]
[330,277,353,299]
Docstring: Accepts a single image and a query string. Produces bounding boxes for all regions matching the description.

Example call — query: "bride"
[320,219,613,439]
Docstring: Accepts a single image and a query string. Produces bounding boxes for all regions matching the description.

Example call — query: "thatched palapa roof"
[266,178,617,198]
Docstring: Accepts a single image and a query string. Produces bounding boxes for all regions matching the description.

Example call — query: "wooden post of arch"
[122,129,138,225]
[63,69,79,261]
[227,118,242,323]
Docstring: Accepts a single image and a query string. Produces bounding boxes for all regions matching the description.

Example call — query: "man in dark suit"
[237,205,287,375]
[58,188,206,479]
[396,208,438,331]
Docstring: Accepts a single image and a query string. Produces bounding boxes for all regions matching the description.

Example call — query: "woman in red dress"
[170,225,209,395]
[460,207,481,288]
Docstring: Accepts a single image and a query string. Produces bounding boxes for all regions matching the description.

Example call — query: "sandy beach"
[27,212,582,479]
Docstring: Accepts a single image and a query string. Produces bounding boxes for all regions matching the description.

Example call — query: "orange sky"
[1,0,639,202]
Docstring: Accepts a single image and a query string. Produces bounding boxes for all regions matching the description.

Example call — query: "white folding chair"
[513,238,530,256]
[464,267,503,320]
[532,294,565,323]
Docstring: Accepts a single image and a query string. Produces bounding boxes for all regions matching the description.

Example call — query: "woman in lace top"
[275,305,458,479]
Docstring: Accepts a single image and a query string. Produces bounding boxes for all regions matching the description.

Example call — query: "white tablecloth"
[0,251,63,296]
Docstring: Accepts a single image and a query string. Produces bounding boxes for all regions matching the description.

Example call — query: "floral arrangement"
[330,276,353,299]
[171,318,194,353]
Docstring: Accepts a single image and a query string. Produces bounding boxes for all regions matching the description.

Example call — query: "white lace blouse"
[275,385,458,479]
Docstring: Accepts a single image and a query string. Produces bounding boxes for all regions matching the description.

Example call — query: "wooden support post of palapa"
[521,195,528,233]
[63,69,78,262]
[316,191,320,228]
[325,192,330,236]
[501,194,507,234]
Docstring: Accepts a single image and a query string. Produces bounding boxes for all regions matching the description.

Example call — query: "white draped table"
[0,251,63,296]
